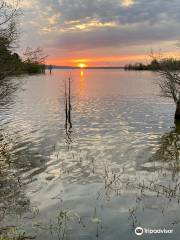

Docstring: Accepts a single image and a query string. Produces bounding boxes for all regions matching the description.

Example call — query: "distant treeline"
[124,58,180,71]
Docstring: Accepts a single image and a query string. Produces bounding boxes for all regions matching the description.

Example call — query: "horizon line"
[46,65,125,69]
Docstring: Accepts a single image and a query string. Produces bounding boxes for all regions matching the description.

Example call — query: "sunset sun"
[78,63,87,68]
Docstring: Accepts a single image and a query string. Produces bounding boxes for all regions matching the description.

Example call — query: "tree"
[0,0,19,44]
[0,1,20,99]
[0,1,19,25]
[158,69,180,120]
[147,51,180,120]
[23,47,47,73]
[0,0,19,79]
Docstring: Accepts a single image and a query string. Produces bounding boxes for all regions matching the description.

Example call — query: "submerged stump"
[175,100,180,120]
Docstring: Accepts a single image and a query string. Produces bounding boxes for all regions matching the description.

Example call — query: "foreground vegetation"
[0,41,46,81]
[0,1,46,83]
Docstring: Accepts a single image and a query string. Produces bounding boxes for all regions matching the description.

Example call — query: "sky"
[19,0,180,67]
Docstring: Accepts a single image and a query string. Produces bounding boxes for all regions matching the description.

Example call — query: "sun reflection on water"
[80,70,84,77]
[79,69,85,97]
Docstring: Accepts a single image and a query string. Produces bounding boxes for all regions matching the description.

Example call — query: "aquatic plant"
[64,76,73,143]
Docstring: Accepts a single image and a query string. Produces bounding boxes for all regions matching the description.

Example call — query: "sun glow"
[122,0,135,7]
[78,63,87,68]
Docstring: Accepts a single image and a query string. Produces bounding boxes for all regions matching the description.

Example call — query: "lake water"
[0,69,180,239]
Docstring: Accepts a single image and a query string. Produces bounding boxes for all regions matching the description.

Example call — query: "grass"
[0,226,35,240]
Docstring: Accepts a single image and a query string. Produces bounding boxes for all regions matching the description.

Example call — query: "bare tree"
[0,0,19,44]
[158,69,180,120]
[23,47,47,65]
[22,47,47,74]
[150,51,180,120]
[0,0,19,26]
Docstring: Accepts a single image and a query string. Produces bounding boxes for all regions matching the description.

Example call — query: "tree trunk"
[175,100,180,120]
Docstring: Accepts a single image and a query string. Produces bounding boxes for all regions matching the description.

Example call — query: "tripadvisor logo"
[135,227,173,236]
[135,227,143,236]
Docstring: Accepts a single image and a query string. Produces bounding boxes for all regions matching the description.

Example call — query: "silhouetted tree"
[0,1,19,46]
[158,69,180,120]
[23,47,47,73]
[0,1,21,101]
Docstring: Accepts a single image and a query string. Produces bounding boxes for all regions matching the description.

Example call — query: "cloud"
[19,0,180,59]
[36,0,180,28]
[52,21,180,51]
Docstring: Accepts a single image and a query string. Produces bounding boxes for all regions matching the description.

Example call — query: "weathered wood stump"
[175,100,180,120]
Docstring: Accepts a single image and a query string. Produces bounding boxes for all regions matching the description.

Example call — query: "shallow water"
[0,69,180,239]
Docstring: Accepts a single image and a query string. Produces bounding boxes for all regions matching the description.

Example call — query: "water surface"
[0,69,179,239]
